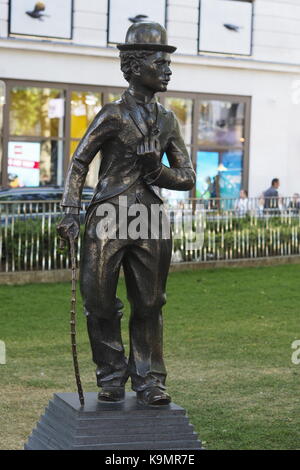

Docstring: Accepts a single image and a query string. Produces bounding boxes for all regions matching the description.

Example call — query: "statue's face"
[137,51,172,93]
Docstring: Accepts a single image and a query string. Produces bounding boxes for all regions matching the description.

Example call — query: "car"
[0,186,93,203]
[0,186,94,223]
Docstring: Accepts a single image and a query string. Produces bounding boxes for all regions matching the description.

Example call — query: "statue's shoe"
[137,387,171,406]
[98,386,125,402]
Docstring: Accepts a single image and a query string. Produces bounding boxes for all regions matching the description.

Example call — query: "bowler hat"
[117,22,176,53]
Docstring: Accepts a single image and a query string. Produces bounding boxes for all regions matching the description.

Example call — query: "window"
[10,87,64,138]
[108,0,167,45]
[0,81,126,190]
[165,97,193,147]
[8,86,65,188]
[9,0,73,40]
[70,91,102,140]
[161,97,194,205]
[162,91,250,202]
[198,0,253,56]
[196,98,248,199]
[70,91,102,189]
[197,100,245,148]
[0,81,251,201]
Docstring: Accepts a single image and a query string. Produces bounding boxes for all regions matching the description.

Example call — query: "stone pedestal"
[25,392,202,450]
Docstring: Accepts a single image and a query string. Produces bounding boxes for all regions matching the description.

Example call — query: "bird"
[26,2,49,21]
[128,14,148,24]
[223,24,242,32]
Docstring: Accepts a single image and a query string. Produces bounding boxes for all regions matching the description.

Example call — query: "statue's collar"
[122,90,166,138]
[124,89,157,107]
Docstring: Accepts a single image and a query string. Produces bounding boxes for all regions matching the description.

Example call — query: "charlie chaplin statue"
[57,22,195,406]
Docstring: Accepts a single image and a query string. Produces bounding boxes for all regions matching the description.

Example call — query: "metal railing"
[169,196,300,262]
[1,196,300,272]
[0,200,85,273]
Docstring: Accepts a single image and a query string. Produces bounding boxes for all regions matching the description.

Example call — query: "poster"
[199,0,253,55]
[196,151,219,199]
[219,150,243,199]
[196,150,243,200]
[10,0,73,39]
[108,0,166,44]
[8,142,41,187]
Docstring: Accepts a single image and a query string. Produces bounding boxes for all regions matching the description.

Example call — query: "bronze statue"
[57,22,195,406]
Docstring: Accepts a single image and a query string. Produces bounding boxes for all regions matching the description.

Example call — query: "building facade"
[0,0,300,200]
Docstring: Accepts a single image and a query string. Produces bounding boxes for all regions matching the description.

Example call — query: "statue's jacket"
[61,90,196,211]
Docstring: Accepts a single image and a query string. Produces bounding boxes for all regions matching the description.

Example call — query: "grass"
[0,264,299,450]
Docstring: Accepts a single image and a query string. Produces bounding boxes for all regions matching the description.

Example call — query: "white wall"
[167,0,199,55]
[73,0,107,46]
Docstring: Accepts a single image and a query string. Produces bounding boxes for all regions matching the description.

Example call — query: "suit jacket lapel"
[123,91,148,137]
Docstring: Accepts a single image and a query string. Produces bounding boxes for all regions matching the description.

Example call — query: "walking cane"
[68,236,85,406]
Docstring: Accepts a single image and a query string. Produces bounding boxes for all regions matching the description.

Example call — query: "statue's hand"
[137,137,161,173]
[57,214,80,242]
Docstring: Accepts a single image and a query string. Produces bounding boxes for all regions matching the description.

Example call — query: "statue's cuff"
[143,164,163,185]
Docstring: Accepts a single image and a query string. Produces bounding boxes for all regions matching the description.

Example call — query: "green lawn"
[0,264,299,450]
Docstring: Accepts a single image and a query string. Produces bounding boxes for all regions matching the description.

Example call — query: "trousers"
[80,200,172,392]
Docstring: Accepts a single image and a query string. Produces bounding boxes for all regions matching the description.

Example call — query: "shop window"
[7,140,64,188]
[10,87,65,138]
[8,86,65,188]
[196,99,246,200]
[161,97,194,206]
[198,100,245,148]
[70,91,102,189]
[165,97,193,147]
[71,91,102,139]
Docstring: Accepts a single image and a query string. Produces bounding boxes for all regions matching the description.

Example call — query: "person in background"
[288,193,300,214]
[199,176,214,209]
[210,174,220,210]
[234,189,249,216]
[263,178,280,210]
[257,194,265,217]
[201,176,213,200]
